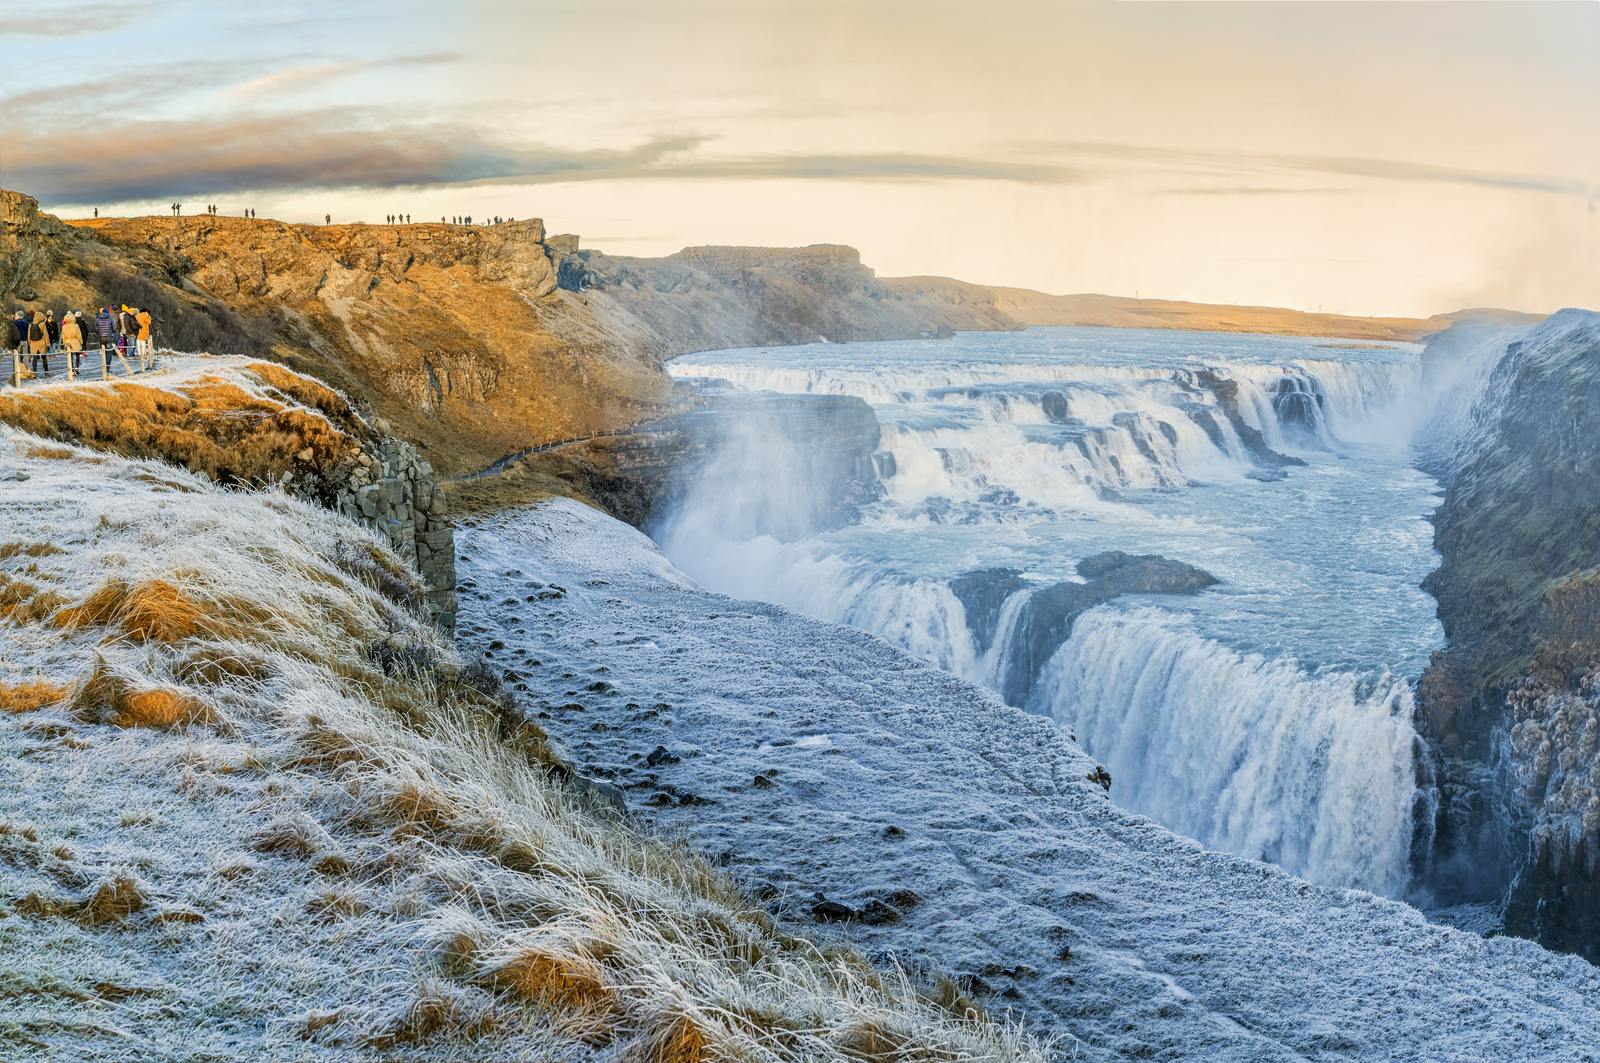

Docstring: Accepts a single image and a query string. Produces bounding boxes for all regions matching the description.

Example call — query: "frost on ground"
[0,431,1045,1062]
[457,499,1600,1063]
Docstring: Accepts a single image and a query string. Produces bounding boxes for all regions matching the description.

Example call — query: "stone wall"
[332,438,456,632]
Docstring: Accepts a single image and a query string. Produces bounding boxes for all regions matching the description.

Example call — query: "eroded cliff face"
[1417,309,1600,960]
[60,208,668,474]
[561,244,1019,353]
[3,191,1034,479]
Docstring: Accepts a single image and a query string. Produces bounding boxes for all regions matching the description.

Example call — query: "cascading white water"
[1034,607,1419,894]
[659,326,1443,898]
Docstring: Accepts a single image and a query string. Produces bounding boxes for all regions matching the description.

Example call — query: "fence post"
[67,347,75,382]
[11,350,19,388]
[101,344,108,381]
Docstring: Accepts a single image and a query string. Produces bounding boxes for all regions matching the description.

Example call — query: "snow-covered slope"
[458,500,1600,1062]
[0,431,1045,1062]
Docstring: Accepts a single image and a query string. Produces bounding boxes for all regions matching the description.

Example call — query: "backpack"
[28,321,43,341]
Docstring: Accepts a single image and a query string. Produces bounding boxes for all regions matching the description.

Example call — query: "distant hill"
[892,280,1543,343]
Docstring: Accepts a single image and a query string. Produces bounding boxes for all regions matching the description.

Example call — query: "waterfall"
[659,328,1437,900]
[1033,607,1420,896]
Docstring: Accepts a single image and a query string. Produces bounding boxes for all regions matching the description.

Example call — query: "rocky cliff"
[2,191,1019,480]
[1416,309,1600,961]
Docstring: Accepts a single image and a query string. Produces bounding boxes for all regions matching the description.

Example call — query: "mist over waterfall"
[657,326,1446,898]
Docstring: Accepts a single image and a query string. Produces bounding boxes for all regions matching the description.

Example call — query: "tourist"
[44,309,59,353]
[60,311,84,373]
[93,207,98,218]
[95,307,116,361]
[326,213,332,225]
[8,311,25,363]
[119,305,138,363]
[135,306,154,369]
[405,213,410,224]
[26,311,50,374]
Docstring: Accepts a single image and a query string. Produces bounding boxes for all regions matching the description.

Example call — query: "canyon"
[3,188,1598,1058]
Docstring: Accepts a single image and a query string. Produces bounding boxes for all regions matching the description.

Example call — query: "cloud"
[8,101,1588,208]
[220,53,458,100]
[1161,186,1351,196]
[1015,141,1593,200]
[0,2,147,36]
[10,117,711,204]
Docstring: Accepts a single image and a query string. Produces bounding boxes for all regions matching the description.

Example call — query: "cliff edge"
[1418,309,1600,960]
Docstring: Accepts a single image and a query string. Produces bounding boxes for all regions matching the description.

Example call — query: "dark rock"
[1041,390,1071,424]
[948,568,1030,656]
[883,888,922,909]
[998,552,1217,705]
[858,899,902,926]
[645,745,680,767]
[1087,766,1113,791]
[1189,369,1305,468]
[811,896,855,922]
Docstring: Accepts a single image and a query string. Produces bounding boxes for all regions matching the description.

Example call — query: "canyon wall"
[1418,309,1600,960]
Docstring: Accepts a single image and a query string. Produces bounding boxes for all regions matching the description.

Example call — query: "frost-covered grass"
[0,355,366,491]
[0,429,1047,1062]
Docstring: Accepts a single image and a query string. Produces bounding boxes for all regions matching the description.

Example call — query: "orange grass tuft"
[245,361,353,421]
[53,579,204,643]
[0,542,65,560]
[69,659,216,729]
[478,948,614,1011]
[0,678,70,714]
[644,1015,711,1063]
[0,573,69,625]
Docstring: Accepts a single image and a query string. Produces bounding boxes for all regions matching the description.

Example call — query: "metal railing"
[8,343,162,388]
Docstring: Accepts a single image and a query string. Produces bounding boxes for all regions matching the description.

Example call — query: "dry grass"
[0,572,69,624]
[54,578,203,643]
[69,658,217,729]
[0,427,1048,1062]
[0,541,65,560]
[16,870,149,925]
[244,361,353,422]
[0,678,70,713]
[0,367,365,490]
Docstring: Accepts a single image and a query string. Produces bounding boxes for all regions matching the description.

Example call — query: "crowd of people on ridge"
[6,304,158,383]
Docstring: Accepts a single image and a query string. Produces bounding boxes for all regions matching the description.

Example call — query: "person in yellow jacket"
[134,306,154,370]
[25,310,51,375]
[59,310,84,374]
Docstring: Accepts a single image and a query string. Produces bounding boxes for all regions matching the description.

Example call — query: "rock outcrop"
[1416,309,1600,961]
[331,437,456,631]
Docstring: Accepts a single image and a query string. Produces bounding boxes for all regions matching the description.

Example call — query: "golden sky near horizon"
[6,0,1597,317]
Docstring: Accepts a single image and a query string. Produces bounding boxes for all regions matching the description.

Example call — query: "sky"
[2,0,1596,317]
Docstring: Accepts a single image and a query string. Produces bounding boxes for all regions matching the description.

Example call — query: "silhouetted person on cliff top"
[405,213,410,224]
[93,207,98,218]
[326,213,332,225]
